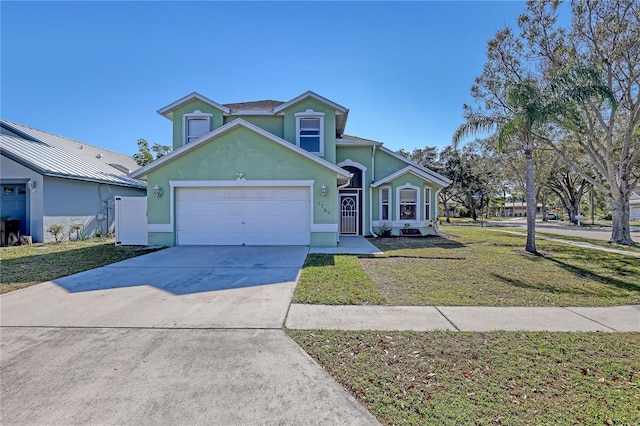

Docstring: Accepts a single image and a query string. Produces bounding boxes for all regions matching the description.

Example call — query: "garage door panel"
[176,187,311,245]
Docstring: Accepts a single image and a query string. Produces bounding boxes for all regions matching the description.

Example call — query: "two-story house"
[130,91,450,247]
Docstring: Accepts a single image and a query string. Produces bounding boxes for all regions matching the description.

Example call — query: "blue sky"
[2,1,534,157]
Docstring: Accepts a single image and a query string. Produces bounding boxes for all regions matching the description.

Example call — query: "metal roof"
[0,119,146,188]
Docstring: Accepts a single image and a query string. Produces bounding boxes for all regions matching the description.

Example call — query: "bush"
[47,224,65,243]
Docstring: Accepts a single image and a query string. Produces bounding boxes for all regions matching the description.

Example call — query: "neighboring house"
[503,201,543,217]
[0,119,146,243]
[130,91,451,247]
[631,190,640,221]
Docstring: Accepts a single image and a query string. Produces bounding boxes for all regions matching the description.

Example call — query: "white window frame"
[295,109,324,156]
[379,186,391,221]
[396,183,420,223]
[424,187,431,221]
[183,110,212,145]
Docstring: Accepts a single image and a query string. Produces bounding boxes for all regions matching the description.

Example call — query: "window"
[424,187,431,220]
[380,187,390,220]
[399,188,417,220]
[183,110,212,145]
[295,110,324,155]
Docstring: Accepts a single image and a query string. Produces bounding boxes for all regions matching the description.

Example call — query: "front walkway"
[309,235,383,255]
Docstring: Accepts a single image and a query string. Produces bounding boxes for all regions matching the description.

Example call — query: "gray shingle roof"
[223,100,285,112]
[0,119,146,188]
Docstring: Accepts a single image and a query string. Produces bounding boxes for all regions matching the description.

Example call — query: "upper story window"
[295,109,324,155]
[183,110,212,145]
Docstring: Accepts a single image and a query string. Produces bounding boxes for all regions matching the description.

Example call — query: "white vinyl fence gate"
[115,196,148,246]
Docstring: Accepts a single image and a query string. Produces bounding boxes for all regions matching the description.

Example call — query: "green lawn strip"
[292,254,385,305]
[287,330,640,425]
[0,239,161,293]
[364,226,640,306]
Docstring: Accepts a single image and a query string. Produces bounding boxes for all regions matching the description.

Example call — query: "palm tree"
[453,78,544,253]
[453,71,616,254]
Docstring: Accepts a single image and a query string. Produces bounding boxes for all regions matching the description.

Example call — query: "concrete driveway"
[2,246,307,329]
[0,246,379,425]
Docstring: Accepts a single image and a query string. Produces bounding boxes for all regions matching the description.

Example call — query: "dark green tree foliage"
[133,139,172,167]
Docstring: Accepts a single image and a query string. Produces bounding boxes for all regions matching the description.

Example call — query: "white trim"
[339,192,360,235]
[160,180,318,238]
[396,183,420,223]
[295,110,325,156]
[157,92,230,120]
[424,187,432,221]
[372,165,451,188]
[182,110,212,146]
[274,90,348,114]
[379,186,391,221]
[336,159,368,172]
[130,118,351,179]
[311,224,338,232]
[378,146,452,185]
[148,224,172,232]
[337,159,368,234]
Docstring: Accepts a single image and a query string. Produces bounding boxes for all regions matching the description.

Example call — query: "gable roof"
[274,91,349,136]
[372,165,451,189]
[157,90,350,136]
[224,100,285,113]
[130,118,352,182]
[157,92,231,120]
[0,119,146,188]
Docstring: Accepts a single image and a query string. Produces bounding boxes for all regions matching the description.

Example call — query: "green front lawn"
[293,226,640,306]
[288,330,640,425]
[0,239,161,293]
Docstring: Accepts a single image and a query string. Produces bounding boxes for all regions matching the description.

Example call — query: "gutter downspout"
[370,145,378,237]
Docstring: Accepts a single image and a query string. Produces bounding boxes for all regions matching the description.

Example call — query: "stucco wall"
[171,99,225,150]
[282,99,337,164]
[146,125,339,246]
[43,177,145,242]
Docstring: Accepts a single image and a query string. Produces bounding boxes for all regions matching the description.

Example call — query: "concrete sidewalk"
[285,304,640,332]
[488,228,640,258]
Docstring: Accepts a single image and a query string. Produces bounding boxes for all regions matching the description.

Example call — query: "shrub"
[47,224,65,243]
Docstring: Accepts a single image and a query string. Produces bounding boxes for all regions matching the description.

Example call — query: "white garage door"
[176,187,311,245]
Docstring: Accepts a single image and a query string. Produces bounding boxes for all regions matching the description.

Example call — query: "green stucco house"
[130,91,451,247]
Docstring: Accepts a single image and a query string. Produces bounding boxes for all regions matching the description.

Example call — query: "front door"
[340,193,359,234]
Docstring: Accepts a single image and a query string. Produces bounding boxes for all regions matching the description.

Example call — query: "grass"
[287,330,640,425]
[293,226,640,306]
[292,254,385,305]
[0,238,161,293]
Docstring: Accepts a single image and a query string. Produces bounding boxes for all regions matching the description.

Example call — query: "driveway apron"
[0,246,380,425]
[1,246,307,329]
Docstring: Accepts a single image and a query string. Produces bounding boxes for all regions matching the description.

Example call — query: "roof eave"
[157,92,231,120]
[273,90,348,114]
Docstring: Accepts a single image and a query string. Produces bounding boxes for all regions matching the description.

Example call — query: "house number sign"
[317,201,330,215]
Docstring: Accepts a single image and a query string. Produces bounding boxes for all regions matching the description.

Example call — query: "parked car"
[547,212,558,220]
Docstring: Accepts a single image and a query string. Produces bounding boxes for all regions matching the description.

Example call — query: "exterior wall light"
[321,183,327,197]
[27,181,37,192]
[153,185,162,198]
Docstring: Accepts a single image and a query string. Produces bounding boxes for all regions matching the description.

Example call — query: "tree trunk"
[525,151,537,253]
[440,193,451,223]
[610,192,635,245]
